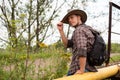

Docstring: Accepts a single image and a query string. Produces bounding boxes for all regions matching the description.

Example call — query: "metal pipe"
[107,2,112,65]
[112,2,120,9]
[54,64,120,80]
[106,2,120,65]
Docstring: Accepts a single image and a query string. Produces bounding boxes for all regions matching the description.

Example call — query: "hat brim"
[61,9,87,24]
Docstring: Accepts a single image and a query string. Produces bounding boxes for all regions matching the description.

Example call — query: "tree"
[0,0,20,48]
[0,0,66,52]
[34,0,65,52]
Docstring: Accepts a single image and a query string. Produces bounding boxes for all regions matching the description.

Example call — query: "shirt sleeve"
[74,28,87,57]
[67,39,73,48]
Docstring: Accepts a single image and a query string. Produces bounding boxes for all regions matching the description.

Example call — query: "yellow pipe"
[54,64,120,80]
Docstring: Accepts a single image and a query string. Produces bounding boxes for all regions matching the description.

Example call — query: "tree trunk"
[27,0,32,53]
[9,0,17,48]
[35,0,40,52]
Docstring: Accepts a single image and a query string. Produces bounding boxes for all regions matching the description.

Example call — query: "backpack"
[87,29,107,66]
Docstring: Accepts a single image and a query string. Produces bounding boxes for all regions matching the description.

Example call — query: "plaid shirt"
[67,24,95,75]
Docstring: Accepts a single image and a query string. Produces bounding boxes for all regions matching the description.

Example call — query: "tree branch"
[15,0,20,6]
[8,0,12,8]
[0,37,9,44]
[17,18,36,39]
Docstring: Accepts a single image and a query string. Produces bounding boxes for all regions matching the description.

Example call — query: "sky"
[0,0,120,48]
[44,0,120,45]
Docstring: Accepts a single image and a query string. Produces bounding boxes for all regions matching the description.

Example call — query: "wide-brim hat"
[61,9,87,24]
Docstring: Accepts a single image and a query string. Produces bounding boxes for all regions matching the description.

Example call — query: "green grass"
[0,45,70,80]
[0,50,54,65]
[110,54,120,62]
[109,43,120,53]
[0,43,120,80]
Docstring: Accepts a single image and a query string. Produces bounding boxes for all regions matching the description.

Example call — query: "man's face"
[68,14,81,27]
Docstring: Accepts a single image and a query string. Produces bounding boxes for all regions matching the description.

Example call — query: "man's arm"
[57,22,68,47]
[75,57,86,74]
[74,28,87,74]
[79,57,86,72]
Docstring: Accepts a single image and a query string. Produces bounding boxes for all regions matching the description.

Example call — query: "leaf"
[19,13,27,19]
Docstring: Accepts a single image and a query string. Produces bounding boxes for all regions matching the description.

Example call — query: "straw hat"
[61,9,87,24]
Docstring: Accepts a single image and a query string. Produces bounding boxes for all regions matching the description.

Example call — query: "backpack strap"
[84,25,100,35]
[88,28,100,36]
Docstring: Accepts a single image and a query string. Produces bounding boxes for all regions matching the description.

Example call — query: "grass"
[111,43,120,53]
[0,45,70,80]
[110,54,120,62]
[0,50,53,65]
[0,43,120,80]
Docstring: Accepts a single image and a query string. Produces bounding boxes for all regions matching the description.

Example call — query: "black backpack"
[87,29,107,66]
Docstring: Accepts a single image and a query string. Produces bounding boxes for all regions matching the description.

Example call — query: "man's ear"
[77,15,82,23]
[78,15,81,20]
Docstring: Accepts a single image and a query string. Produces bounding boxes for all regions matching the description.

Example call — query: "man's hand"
[57,22,63,32]
[57,22,68,47]
[75,57,86,75]
[75,70,84,74]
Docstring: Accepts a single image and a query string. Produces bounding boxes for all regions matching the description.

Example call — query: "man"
[57,9,97,76]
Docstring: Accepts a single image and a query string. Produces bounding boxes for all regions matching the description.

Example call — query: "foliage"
[0,42,120,79]
[39,42,48,48]
[111,43,120,53]
[0,0,64,52]
[110,55,120,62]
[0,44,70,80]
[0,68,9,80]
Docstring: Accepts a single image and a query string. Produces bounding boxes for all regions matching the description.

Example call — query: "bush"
[0,68,9,80]
[0,45,70,80]
[111,43,120,53]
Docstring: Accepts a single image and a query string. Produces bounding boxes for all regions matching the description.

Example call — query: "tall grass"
[111,43,120,53]
[0,43,120,80]
[0,44,70,80]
